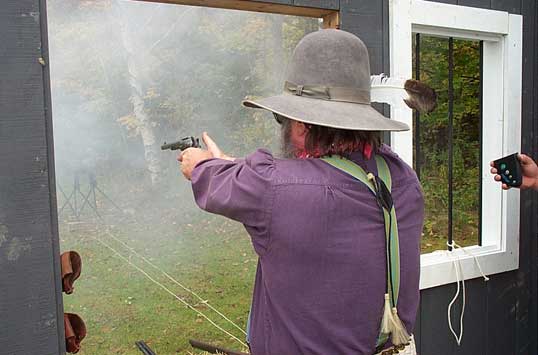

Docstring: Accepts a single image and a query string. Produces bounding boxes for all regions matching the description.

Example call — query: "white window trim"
[389,0,523,289]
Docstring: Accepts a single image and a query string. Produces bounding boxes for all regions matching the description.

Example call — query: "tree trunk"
[115,0,162,185]
[270,16,285,89]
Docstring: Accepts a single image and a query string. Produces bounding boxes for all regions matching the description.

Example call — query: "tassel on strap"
[380,294,410,346]
[380,293,395,334]
[389,307,410,346]
[320,156,411,348]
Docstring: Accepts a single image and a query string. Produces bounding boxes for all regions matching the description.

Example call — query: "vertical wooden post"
[322,11,340,29]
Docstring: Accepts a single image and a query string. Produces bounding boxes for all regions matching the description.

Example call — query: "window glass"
[413,34,482,254]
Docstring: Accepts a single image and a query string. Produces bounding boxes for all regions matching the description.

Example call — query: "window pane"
[413,35,481,254]
[452,38,482,249]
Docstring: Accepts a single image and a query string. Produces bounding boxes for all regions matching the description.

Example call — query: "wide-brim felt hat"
[243,29,409,132]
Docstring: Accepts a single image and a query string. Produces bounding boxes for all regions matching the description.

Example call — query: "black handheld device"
[493,153,522,187]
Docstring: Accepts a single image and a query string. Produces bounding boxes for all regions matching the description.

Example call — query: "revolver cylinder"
[161,137,200,151]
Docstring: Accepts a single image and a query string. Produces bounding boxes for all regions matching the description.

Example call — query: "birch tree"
[115,0,162,185]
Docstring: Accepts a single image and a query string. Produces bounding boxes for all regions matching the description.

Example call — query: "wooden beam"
[133,0,337,18]
[322,11,339,29]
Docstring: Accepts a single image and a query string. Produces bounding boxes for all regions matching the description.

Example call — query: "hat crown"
[241,29,410,132]
[286,29,371,92]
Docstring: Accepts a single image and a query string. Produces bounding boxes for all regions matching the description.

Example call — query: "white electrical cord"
[444,241,489,346]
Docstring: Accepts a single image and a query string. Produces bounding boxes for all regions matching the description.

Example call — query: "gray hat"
[243,29,410,131]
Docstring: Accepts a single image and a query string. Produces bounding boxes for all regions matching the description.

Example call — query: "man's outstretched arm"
[179,133,275,254]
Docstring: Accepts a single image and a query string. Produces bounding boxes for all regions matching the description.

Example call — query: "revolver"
[161,136,201,151]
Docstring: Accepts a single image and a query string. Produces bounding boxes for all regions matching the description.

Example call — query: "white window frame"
[389,0,523,289]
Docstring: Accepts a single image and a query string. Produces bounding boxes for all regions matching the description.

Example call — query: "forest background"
[47,0,480,353]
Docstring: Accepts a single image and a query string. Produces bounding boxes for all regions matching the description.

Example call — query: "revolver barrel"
[161,137,200,151]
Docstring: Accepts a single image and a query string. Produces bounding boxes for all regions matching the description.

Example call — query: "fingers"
[490,159,512,190]
[177,148,195,163]
[202,132,221,158]
[491,171,509,189]
[518,153,535,166]
[181,164,191,180]
[177,148,191,163]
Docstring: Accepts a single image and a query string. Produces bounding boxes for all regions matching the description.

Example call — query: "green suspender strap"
[321,155,409,349]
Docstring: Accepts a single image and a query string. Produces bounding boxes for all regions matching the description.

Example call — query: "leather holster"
[64,313,86,353]
[61,251,82,294]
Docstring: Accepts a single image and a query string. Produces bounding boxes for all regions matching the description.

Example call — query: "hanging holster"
[61,251,82,294]
[61,251,86,353]
[321,155,410,349]
[64,312,87,353]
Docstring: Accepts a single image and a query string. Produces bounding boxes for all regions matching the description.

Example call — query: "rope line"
[103,228,247,336]
[446,248,465,346]
[91,235,248,349]
[444,241,489,346]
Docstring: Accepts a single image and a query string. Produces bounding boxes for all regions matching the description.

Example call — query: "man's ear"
[294,121,308,137]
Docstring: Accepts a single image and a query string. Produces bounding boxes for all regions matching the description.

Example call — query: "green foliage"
[414,36,481,252]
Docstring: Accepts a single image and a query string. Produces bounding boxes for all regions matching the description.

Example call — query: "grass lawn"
[60,212,256,354]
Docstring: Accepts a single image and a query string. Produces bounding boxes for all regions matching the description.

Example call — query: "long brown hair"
[277,114,381,158]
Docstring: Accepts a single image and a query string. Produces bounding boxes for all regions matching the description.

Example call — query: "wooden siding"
[0,0,65,354]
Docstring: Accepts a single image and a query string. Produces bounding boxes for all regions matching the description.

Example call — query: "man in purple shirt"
[179,30,424,355]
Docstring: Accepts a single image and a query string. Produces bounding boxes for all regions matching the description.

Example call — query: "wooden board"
[457,0,491,9]
[340,0,384,74]
[294,0,339,10]
[133,0,337,17]
[322,11,340,28]
[517,2,537,353]
[0,0,65,353]
[491,0,521,13]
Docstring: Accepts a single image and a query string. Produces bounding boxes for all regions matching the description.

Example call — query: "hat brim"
[243,93,409,131]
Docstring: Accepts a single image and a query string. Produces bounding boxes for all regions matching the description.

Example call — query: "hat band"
[284,81,371,104]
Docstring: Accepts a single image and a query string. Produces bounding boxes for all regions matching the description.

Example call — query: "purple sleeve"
[190,149,275,253]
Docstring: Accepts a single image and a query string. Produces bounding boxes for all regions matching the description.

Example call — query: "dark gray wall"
[340,0,538,354]
[0,0,65,354]
[410,1,538,354]
[1,0,536,354]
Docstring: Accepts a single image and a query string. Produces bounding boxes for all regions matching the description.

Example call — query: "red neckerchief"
[296,142,373,160]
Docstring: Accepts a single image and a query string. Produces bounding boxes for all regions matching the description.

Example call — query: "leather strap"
[320,155,400,348]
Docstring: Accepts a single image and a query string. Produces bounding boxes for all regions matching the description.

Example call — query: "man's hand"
[177,132,234,180]
[490,153,538,190]
[178,147,212,180]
